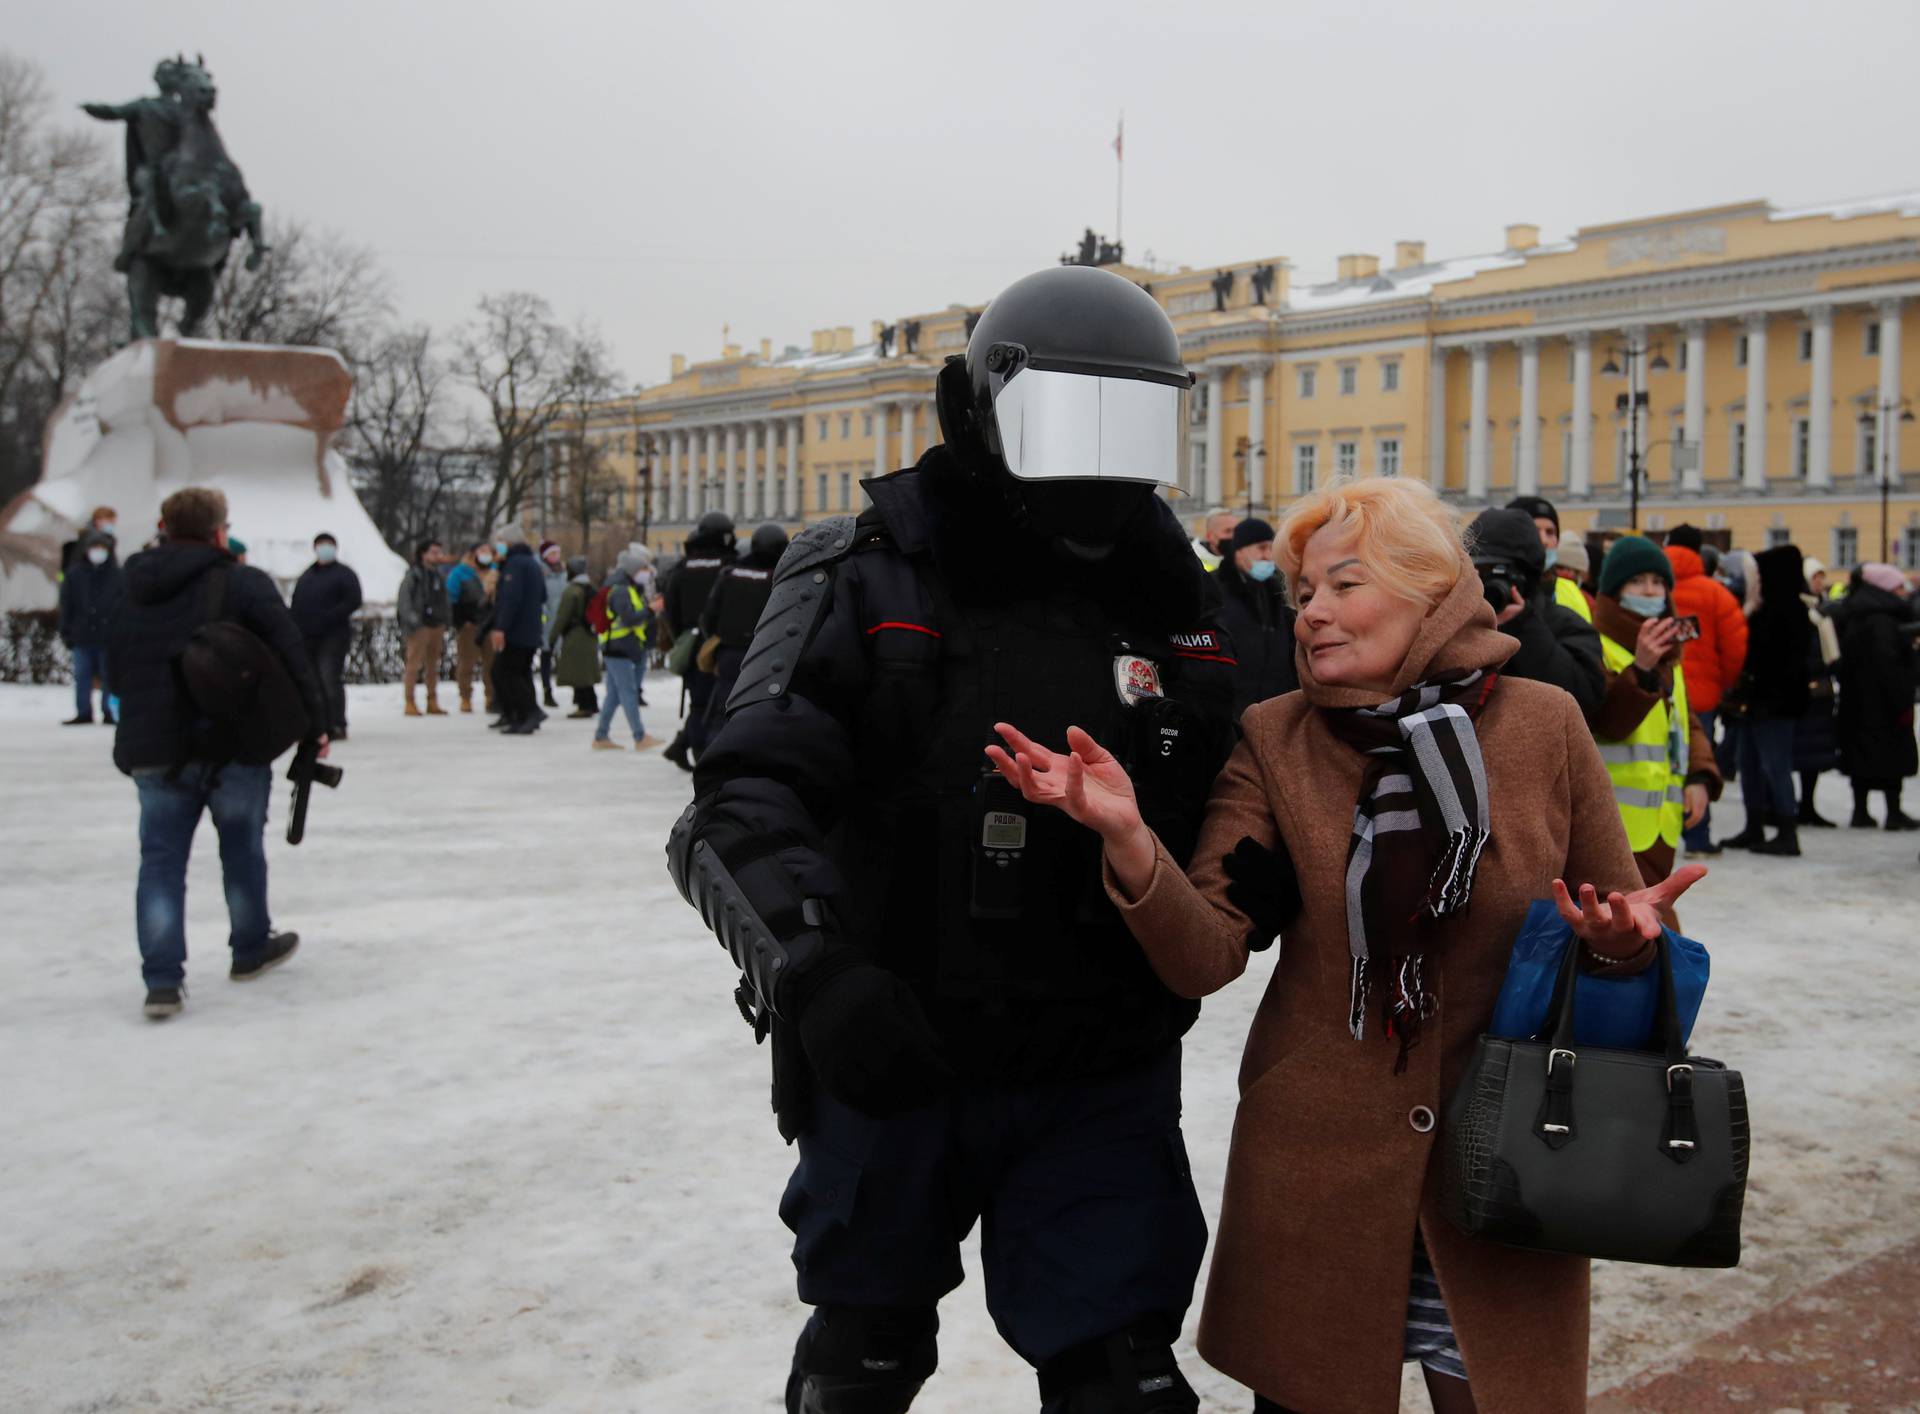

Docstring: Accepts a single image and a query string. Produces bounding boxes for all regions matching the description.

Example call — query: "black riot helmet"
[935,266,1192,556]
[692,510,735,550]
[749,522,789,560]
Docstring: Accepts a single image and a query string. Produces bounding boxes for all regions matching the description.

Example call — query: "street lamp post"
[1601,336,1671,531]
[1858,398,1916,562]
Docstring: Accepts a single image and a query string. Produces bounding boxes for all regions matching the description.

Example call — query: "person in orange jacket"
[1664,525,1748,854]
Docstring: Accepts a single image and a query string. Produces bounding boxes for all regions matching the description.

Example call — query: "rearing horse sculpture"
[84,54,268,341]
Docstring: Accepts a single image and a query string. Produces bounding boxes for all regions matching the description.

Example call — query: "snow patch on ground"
[1,682,1915,1411]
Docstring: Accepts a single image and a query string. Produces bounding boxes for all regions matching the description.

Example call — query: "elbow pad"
[667,801,828,1016]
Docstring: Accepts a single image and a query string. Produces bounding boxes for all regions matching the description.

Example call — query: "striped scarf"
[1324,669,1497,1070]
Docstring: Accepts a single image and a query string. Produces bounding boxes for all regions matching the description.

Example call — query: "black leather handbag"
[1439,931,1749,1267]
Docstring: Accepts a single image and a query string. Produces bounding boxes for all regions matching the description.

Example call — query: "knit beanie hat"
[497,523,529,547]
[1230,517,1276,553]
[616,548,642,577]
[1504,495,1559,533]
[1599,534,1674,598]
[1666,523,1704,551]
[566,554,588,577]
[1555,539,1589,575]
[540,539,562,562]
[1861,562,1908,594]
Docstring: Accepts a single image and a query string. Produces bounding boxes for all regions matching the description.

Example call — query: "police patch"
[1114,654,1164,705]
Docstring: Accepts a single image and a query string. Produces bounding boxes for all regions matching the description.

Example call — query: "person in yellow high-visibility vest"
[1507,495,1593,624]
[1588,536,1723,919]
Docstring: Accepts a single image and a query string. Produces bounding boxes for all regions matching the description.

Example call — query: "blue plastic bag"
[1487,899,1709,1048]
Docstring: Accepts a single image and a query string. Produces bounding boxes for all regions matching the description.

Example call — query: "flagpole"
[1114,111,1124,251]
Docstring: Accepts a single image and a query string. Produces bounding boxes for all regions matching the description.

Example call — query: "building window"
[838,472,852,510]
[1380,360,1400,393]
[1567,348,1578,382]
[818,416,829,440]
[1833,526,1859,569]
[1860,417,1879,478]
[1730,420,1746,477]
[1797,328,1813,362]
[1378,438,1401,476]
[1294,442,1317,492]
[1677,341,1689,372]
[1298,366,1316,399]
[1560,428,1573,481]
[862,413,873,437]
[1766,526,1792,549]
[1735,335,1749,368]
[840,414,851,439]
[1901,525,1920,571]
[1335,440,1357,476]
[1338,365,1357,396]
[1793,418,1810,477]
[1866,323,1882,357]
[816,472,828,509]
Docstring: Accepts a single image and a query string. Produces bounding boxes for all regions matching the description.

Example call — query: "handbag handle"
[1537,916,1695,1156]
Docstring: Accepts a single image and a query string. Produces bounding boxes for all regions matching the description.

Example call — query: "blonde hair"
[1277,477,1464,606]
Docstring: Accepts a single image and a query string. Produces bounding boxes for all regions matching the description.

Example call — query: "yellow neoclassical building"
[573,190,1920,571]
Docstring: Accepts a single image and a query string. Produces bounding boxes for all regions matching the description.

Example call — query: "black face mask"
[1010,480,1155,562]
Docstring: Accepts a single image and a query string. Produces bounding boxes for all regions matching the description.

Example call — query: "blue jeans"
[1737,716,1797,828]
[1682,709,1718,849]
[595,655,644,741]
[133,762,273,987]
[71,644,109,719]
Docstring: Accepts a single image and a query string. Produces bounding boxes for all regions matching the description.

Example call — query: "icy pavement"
[2,681,1916,1412]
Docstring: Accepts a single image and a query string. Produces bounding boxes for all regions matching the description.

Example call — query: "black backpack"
[175,564,311,765]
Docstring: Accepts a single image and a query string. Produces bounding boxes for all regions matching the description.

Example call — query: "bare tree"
[346,322,454,550]
[0,52,119,501]
[553,419,630,554]
[205,216,390,359]
[455,291,620,531]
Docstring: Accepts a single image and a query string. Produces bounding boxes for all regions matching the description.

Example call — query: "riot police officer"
[661,510,738,769]
[668,266,1237,1413]
[697,520,789,726]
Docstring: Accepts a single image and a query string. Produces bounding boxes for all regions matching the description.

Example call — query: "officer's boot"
[786,1306,936,1414]
[1037,1319,1200,1414]
[662,729,692,771]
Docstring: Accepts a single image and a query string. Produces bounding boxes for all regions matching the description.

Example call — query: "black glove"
[1221,835,1302,952]
[793,956,955,1116]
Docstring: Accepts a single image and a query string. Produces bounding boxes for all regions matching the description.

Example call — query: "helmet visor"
[992,369,1181,484]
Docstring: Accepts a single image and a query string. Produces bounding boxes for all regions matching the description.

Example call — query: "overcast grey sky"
[19,0,1920,389]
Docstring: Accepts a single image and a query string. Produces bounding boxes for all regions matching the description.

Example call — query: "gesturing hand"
[1550,864,1707,955]
[1633,616,1684,672]
[986,723,1159,899]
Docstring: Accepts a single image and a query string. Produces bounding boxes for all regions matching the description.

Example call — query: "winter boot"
[426,700,448,716]
[1721,816,1769,850]
[634,735,663,751]
[62,715,93,726]
[1887,812,1920,832]
[405,699,422,717]
[460,699,474,714]
[663,731,692,771]
[102,707,116,725]
[1797,800,1836,828]
[1753,821,1801,856]
[543,691,559,709]
[592,737,625,751]
[231,932,300,981]
[144,985,184,1019]
[1850,807,1878,827]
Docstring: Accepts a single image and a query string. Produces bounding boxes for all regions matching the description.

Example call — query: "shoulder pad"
[726,517,858,712]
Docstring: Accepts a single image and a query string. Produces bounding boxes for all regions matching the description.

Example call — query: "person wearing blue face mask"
[1212,517,1298,721]
[290,532,363,742]
[1590,535,1722,903]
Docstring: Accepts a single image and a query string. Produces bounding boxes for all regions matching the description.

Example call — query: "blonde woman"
[987,478,1705,1414]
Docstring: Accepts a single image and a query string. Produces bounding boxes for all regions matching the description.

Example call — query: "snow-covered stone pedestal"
[0,339,405,611]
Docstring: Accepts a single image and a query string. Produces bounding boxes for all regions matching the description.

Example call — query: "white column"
[1427,347,1448,489]
[1244,358,1268,505]
[1467,343,1490,499]
[763,419,781,517]
[1742,315,1768,491]
[1569,333,1593,497]
[874,401,893,480]
[1808,306,1833,489]
[899,402,919,466]
[1880,298,1905,484]
[650,435,667,523]
[661,430,678,522]
[1516,337,1540,496]
[718,424,737,517]
[702,425,719,515]
[747,421,765,520]
[1682,322,1706,494]
[785,416,801,519]
[1204,365,1226,504]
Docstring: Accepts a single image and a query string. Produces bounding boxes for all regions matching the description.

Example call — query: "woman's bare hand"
[1550,864,1707,954]
[985,723,1156,897]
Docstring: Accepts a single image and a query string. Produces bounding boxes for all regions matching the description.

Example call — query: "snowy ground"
[2,681,1916,1413]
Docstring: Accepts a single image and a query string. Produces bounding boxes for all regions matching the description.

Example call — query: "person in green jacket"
[546,555,601,717]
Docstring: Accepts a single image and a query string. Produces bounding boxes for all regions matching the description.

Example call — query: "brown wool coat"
[1107,560,1646,1413]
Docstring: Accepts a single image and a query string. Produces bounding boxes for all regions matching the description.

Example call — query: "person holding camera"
[1590,536,1722,897]
[1466,508,1604,722]
[109,487,328,1020]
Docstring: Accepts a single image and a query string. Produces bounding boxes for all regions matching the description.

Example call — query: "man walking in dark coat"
[59,527,125,724]
[290,532,362,741]
[488,524,547,734]
[661,511,738,769]
[696,521,787,729]
[1211,517,1298,720]
[108,487,327,1019]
